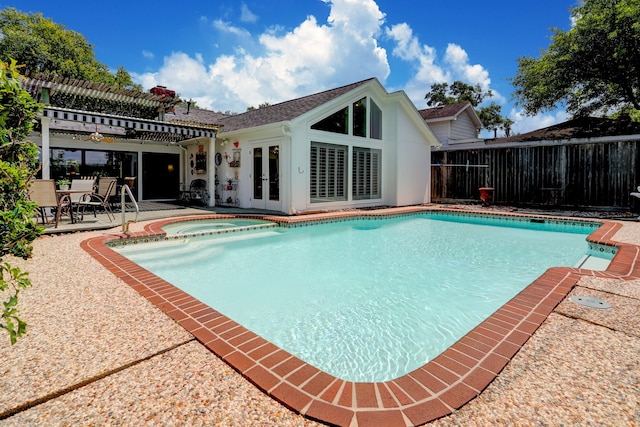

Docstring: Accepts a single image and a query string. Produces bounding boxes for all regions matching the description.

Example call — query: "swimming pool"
[114,212,611,382]
[89,208,626,426]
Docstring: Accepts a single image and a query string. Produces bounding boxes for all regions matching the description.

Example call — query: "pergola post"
[40,116,51,179]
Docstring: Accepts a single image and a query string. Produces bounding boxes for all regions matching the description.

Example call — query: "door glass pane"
[268,146,279,201]
[253,147,263,200]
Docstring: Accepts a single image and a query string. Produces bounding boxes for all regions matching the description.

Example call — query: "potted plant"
[226,179,233,190]
[56,179,70,190]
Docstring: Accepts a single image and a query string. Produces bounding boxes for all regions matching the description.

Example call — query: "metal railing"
[120,184,139,232]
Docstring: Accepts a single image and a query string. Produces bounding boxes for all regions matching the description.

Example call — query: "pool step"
[116,230,283,268]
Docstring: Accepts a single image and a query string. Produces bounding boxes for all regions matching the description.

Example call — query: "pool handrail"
[120,184,139,232]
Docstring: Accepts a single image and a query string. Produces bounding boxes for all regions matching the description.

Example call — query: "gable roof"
[419,102,470,120]
[418,102,483,129]
[490,116,640,144]
[213,78,376,133]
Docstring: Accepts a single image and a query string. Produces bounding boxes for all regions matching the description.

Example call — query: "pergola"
[22,73,221,200]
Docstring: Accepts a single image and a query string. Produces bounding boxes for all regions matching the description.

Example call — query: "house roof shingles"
[172,78,375,134]
[491,116,640,143]
[418,102,470,121]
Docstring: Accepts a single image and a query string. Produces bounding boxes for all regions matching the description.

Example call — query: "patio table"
[56,189,93,223]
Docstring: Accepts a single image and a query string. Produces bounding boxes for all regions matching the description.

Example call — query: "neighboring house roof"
[490,116,640,144]
[418,102,483,129]
[212,78,376,133]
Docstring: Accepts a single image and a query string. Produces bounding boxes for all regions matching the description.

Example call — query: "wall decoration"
[195,152,207,174]
[230,149,241,168]
[215,152,222,166]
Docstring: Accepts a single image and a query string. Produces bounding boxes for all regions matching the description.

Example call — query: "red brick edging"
[80,209,640,427]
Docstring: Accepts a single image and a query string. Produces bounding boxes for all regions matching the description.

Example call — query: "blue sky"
[4,0,576,135]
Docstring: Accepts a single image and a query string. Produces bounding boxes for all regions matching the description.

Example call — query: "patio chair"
[187,179,209,205]
[68,178,96,220]
[123,176,136,199]
[124,176,136,189]
[77,177,117,221]
[28,179,67,228]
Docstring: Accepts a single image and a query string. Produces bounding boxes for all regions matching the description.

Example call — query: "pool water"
[116,214,607,382]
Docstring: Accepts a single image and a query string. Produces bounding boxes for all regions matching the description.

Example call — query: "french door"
[251,143,281,211]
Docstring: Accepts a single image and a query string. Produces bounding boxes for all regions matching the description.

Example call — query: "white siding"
[395,109,431,206]
[449,111,478,142]
[428,122,450,146]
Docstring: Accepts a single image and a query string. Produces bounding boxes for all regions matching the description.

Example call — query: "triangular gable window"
[311,97,382,139]
[311,106,349,134]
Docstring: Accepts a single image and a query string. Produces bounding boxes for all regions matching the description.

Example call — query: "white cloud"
[385,23,449,103]
[136,0,391,113]
[240,4,258,23]
[444,44,490,89]
[384,25,505,107]
[385,22,509,109]
[142,50,154,60]
[212,19,251,38]
[509,108,569,135]
[133,0,527,124]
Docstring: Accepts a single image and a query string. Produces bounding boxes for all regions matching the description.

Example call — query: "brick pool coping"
[80,207,640,427]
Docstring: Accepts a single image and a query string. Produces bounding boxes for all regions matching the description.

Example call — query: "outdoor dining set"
[28,176,121,228]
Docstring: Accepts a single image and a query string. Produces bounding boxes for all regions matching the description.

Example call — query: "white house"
[25,75,439,215]
[184,77,440,214]
[418,102,483,148]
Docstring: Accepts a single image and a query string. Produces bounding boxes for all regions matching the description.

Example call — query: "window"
[370,99,382,140]
[310,142,347,202]
[352,147,381,200]
[49,148,138,181]
[311,97,383,139]
[353,97,367,137]
[311,106,349,134]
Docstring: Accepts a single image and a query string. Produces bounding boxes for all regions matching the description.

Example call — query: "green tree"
[0,60,43,344]
[512,0,640,117]
[478,103,506,138]
[424,82,456,107]
[0,7,138,89]
[114,66,143,91]
[425,81,491,108]
[425,81,511,137]
[177,98,199,109]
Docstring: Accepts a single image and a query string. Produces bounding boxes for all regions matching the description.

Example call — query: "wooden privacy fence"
[430,138,640,209]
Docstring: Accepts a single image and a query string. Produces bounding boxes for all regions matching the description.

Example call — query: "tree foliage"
[0,7,139,90]
[0,60,43,344]
[512,0,640,117]
[247,102,271,111]
[425,81,512,137]
[425,82,490,108]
